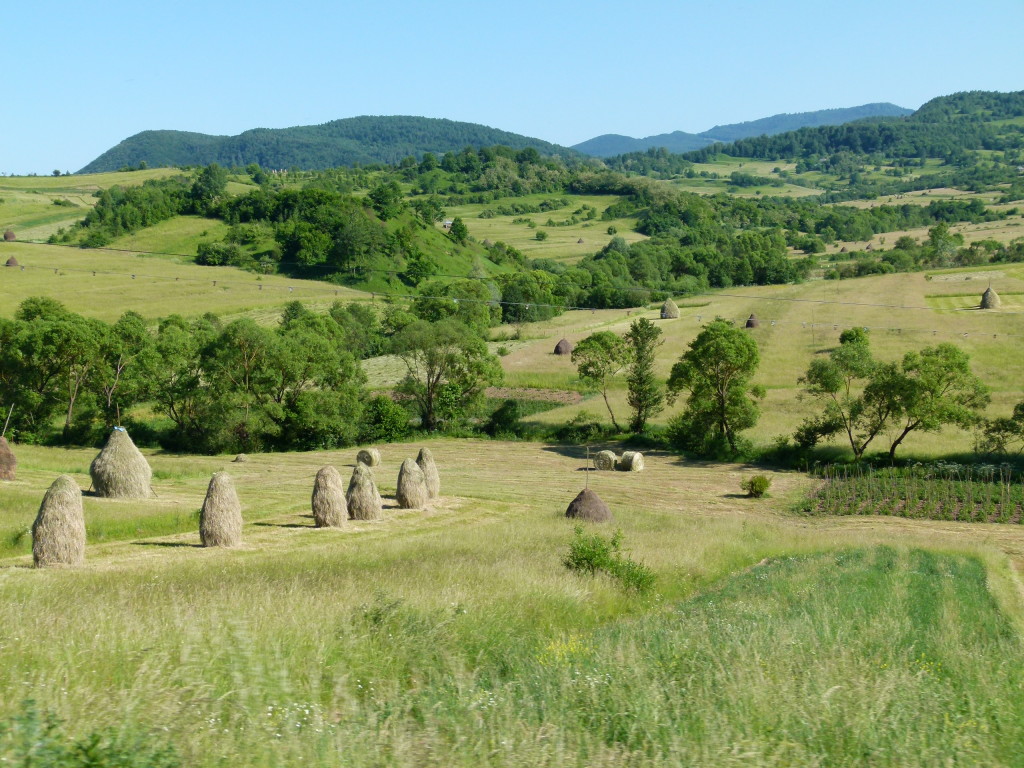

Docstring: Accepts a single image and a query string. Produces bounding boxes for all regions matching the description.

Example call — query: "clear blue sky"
[3,0,1022,175]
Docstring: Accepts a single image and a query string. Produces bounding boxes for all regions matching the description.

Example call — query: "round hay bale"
[396,458,429,509]
[745,313,760,329]
[565,488,612,523]
[0,436,15,481]
[615,451,644,472]
[32,475,85,567]
[660,299,679,319]
[554,338,574,355]
[3,230,14,242]
[593,450,617,471]
[200,472,243,547]
[357,448,381,467]
[416,447,440,499]
[89,427,153,498]
[981,286,1001,309]
[232,453,248,463]
[5,256,18,268]
[347,464,383,521]
[311,465,347,528]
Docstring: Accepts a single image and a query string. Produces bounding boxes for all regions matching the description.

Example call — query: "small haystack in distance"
[745,313,760,329]
[577,238,585,244]
[5,256,18,268]
[661,299,679,319]
[311,466,347,528]
[89,426,153,498]
[357,448,381,467]
[554,338,574,355]
[616,451,644,472]
[3,230,14,242]
[593,450,617,471]
[0,436,15,481]
[32,475,85,567]
[347,464,383,521]
[396,458,429,509]
[416,447,440,498]
[565,488,612,523]
[232,453,248,463]
[200,472,243,547]
[981,286,1001,310]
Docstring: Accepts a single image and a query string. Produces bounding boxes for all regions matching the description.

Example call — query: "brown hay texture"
[347,464,383,521]
[3,230,14,242]
[396,458,429,509]
[554,338,574,355]
[89,427,153,498]
[981,286,1001,309]
[416,447,441,499]
[565,488,612,523]
[199,472,243,547]
[232,453,249,463]
[0,436,15,481]
[32,475,86,567]
[4,256,18,268]
[616,451,645,472]
[311,465,348,528]
[661,299,679,319]
[745,313,760,329]
[357,448,381,467]
[593,450,617,471]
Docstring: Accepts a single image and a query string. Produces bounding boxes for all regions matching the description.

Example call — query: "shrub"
[741,474,772,498]
[563,526,655,594]
[485,399,523,437]
[360,395,410,443]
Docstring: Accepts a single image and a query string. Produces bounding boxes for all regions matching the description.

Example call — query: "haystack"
[89,427,153,498]
[4,256,18,268]
[0,436,15,481]
[554,338,574,355]
[839,246,847,253]
[396,458,429,509]
[577,238,585,244]
[981,286,1001,310]
[3,230,14,242]
[593,450,617,471]
[745,313,760,329]
[357,448,381,467]
[661,299,679,319]
[416,447,440,498]
[32,475,85,567]
[199,472,243,547]
[232,453,248,463]
[565,488,612,523]
[311,466,347,528]
[347,464,383,521]
[616,451,644,472]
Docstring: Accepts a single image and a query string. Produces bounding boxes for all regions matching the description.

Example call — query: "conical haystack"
[981,286,1001,310]
[616,451,644,472]
[347,464,383,521]
[32,475,85,567]
[745,313,760,328]
[661,299,679,319]
[593,450,617,471]
[3,230,14,242]
[416,447,440,499]
[311,466,347,528]
[565,488,612,523]
[89,427,153,498]
[554,338,574,355]
[232,453,248,463]
[396,458,429,509]
[199,472,243,547]
[5,256,18,268]
[357,448,381,467]
[0,436,15,481]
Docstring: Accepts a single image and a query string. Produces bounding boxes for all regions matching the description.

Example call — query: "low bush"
[741,474,772,498]
[563,526,655,594]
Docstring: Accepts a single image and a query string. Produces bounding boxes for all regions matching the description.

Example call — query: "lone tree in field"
[571,331,629,431]
[396,458,429,509]
[416,447,440,498]
[347,464,383,520]
[667,318,763,457]
[89,426,153,498]
[624,318,664,433]
[311,466,348,528]
[200,472,243,547]
[32,475,86,567]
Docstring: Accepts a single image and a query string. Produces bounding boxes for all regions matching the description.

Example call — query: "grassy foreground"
[2,440,1024,765]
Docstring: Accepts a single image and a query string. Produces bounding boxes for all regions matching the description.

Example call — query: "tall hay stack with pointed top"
[554,338,574,355]
[396,458,429,509]
[32,475,86,567]
[980,286,1001,309]
[565,488,612,523]
[311,466,348,528]
[0,436,15,481]
[416,447,440,499]
[89,427,153,498]
[660,299,679,319]
[347,464,383,521]
[357,448,381,467]
[199,472,243,547]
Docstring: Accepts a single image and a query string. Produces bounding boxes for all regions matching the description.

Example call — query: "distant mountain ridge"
[79,116,577,173]
[572,103,913,157]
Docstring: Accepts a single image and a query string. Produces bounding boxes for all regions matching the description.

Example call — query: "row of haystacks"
[593,449,644,472]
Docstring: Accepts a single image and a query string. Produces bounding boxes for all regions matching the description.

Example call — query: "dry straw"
[4,256,18,268]
[616,451,645,472]
[0,436,15,481]
[396,458,429,509]
[660,299,679,319]
[347,464,383,520]
[32,475,86,567]
[416,447,440,499]
[554,338,574,355]
[311,465,347,528]
[593,450,617,471]
[199,472,243,547]
[89,427,153,498]
[980,286,1001,310]
[232,453,249,463]
[357,448,381,467]
[565,488,612,522]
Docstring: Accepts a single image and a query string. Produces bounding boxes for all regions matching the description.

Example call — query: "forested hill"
[78,116,576,173]
[572,103,912,157]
